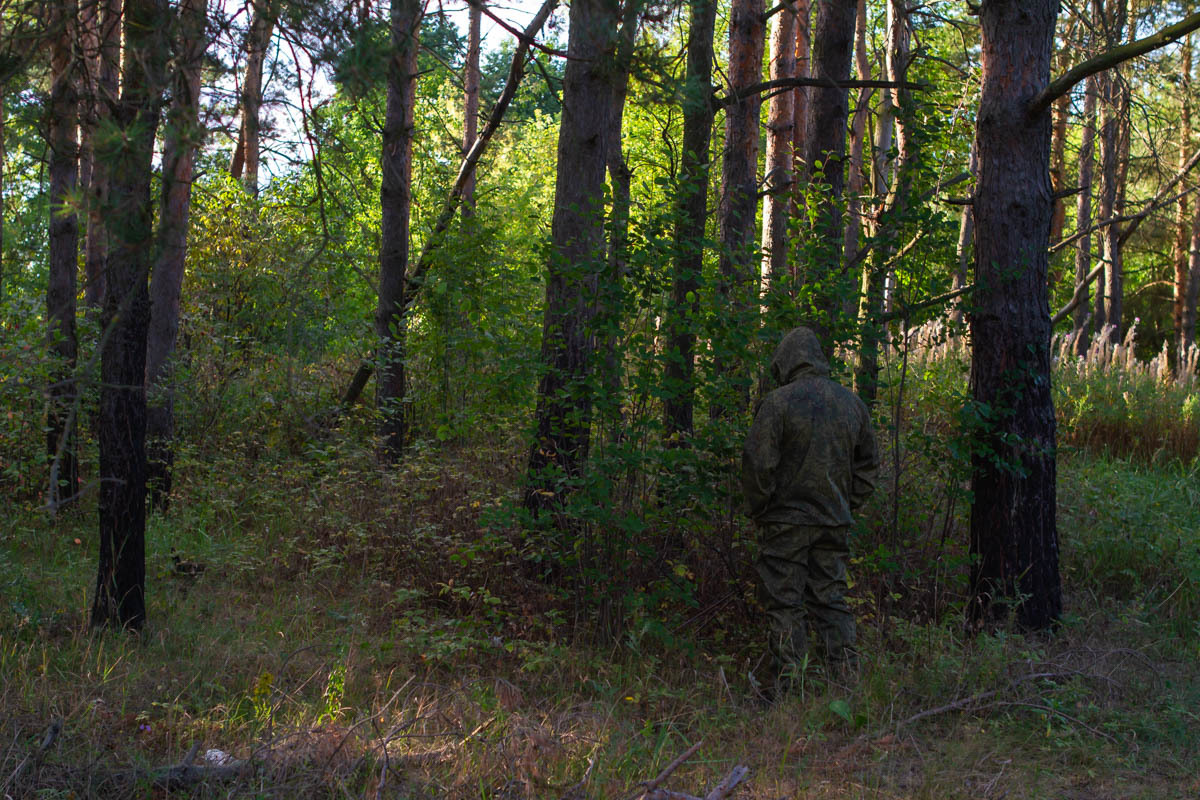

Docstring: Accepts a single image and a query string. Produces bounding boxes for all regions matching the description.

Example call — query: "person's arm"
[742,397,783,519]
[850,407,879,510]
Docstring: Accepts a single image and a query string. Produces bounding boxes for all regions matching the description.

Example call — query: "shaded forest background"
[1,0,1200,796]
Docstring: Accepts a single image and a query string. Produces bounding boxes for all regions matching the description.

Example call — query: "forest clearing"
[2,0,1200,796]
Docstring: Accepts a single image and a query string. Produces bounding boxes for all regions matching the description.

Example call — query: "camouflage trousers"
[756,522,857,673]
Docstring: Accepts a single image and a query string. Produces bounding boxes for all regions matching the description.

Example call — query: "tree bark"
[663,0,718,439]
[968,0,1061,631]
[1173,34,1193,368]
[47,0,80,508]
[800,0,857,334]
[790,0,810,208]
[92,0,169,631]
[712,0,764,417]
[841,0,869,270]
[1071,74,1097,354]
[1048,17,1076,247]
[949,143,977,329]
[599,0,641,431]
[854,0,909,404]
[525,0,619,513]
[1185,198,1200,353]
[0,91,4,298]
[759,1,795,294]
[230,0,279,195]
[376,0,422,461]
[146,0,208,511]
[1095,0,1129,340]
[82,0,123,308]
[461,2,482,214]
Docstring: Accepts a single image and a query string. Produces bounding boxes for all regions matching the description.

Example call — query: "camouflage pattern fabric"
[743,327,878,679]
[742,327,878,528]
[756,522,857,671]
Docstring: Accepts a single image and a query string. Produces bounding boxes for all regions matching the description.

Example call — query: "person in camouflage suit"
[742,327,879,687]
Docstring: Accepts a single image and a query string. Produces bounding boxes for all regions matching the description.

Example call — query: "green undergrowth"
[2,438,1198,798]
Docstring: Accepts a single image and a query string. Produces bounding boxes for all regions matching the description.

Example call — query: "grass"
[3,433,1199,798]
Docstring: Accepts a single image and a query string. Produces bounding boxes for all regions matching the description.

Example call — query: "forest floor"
[2,442,1198,799]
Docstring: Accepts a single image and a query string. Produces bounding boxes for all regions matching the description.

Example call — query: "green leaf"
[829,699,852,723]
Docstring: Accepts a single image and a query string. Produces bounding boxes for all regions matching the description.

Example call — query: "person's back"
[742,327,878,694]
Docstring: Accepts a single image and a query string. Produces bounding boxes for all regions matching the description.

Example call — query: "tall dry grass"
[882,320,1199,464]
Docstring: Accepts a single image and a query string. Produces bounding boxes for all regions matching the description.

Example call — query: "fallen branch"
[2,719,62,795]
[629,741,750,800]
[892,670,1081,733]
[632,739,704,800]
[703,765,751,799]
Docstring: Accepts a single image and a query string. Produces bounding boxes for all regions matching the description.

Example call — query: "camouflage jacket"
[742,328,879,527]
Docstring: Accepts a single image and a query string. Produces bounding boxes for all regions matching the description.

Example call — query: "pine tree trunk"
[854,0,909,404]
[968,0,1061,631]
[1048,17,1076,247]
[230,0,278,195]
[842,0,869,269]
[801,0,857,333]
[1072,74,1097,354]
[146,0,208,511]
[92,0,169,631]
[525,0,620,513]
[760,2,795,294]
[376,0,422,462]
[47,1,80,508]
[1173,35,1193,369]
[664,0,717,439]
[949,143,977,329]
[82,0,122,308]
[790,0,810,210]
[713,0,764,417]
[0,92,5,298]
[1096,0,1129,340]
[599,0,641,431]
[1185,201,1200,353]
[461,3,481,214]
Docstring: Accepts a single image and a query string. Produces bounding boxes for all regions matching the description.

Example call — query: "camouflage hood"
[770,327,830,386]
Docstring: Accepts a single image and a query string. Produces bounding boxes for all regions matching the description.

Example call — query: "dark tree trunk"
[230,0,278,195]
[968,0,1061,631]
[82,0,122,308]
[376,0,422,462]
[146,0,208,511]
[712,0,764,417]
[598,0,641,432]
[92,0,169,631]
[800,0,857,332]
[461,2,481,214]
[525,0,619,513]
[0,92,4,298]
[663,0,717,439]
[759,1,795,293]
[1072,74,1097,354]
[47,1,80,508]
